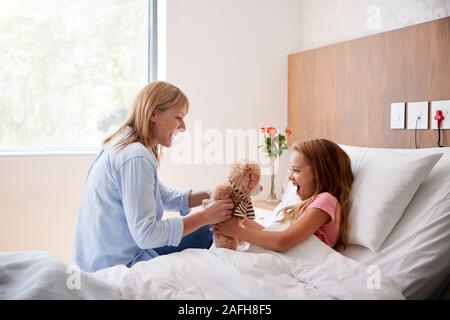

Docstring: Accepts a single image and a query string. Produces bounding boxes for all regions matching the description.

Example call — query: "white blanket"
[95,234,404,300]
[0,251,120,300]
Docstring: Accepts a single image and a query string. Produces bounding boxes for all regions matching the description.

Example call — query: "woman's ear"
[150,112,157,123]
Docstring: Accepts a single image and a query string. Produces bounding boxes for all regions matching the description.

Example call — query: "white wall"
[298,0,450,51]
[159,0,302,198]
[0,153,95,262]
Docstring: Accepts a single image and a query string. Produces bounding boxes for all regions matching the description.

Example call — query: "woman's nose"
[179,120,186,131]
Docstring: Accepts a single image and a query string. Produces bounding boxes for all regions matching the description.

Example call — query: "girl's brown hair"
[103,81,189,162]
[279,139,354,248]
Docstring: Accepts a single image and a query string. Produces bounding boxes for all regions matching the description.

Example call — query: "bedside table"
[253,200,281,211]
[253,200,280,224]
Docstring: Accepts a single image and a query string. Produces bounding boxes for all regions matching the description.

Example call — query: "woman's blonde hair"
[103,81,189,162]
[278,139,354,248]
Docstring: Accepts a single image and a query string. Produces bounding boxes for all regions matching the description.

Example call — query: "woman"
[72,81,234,272]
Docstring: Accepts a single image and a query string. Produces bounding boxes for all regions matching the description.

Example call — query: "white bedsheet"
[95,226,404,300]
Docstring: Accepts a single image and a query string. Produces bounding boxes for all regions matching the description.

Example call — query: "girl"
[72,81,234,272]
[215,139,354,251]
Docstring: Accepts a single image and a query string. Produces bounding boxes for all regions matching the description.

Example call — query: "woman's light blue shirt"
[72,128,191,272]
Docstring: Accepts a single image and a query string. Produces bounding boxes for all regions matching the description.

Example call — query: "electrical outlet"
[407,101,429,129]
[391,102,405,129]
[431,100,450,129]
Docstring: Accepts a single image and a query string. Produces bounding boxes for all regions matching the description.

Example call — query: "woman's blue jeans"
[154,225,213,256]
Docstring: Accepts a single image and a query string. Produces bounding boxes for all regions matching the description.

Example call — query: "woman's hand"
[188,190,212,208]
[215,217,243,237]
[203,199,234,224]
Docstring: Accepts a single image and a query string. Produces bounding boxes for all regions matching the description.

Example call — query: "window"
[0,0,155,150]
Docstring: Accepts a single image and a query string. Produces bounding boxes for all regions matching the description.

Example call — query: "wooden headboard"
[288,17,450,148]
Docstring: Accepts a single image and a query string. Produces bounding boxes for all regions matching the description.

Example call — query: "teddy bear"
[209,160,262,250]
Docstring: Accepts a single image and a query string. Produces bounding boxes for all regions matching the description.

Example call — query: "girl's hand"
[242,217,265,230]
[215,217,243,237]
[203,199,234,224]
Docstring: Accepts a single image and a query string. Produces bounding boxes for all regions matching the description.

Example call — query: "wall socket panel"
[407,101,429,129]
[431,100,450,129]
[391,102,405,129]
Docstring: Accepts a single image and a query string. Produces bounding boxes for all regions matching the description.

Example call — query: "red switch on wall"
[434,110,444,128]
[431,100,450,129]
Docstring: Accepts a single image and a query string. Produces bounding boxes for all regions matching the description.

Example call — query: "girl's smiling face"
[288,150,317,200]
[151,103,187,148]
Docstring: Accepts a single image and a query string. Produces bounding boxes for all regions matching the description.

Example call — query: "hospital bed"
[2,145,448,300]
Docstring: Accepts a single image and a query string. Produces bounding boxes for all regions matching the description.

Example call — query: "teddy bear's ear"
[242,161,255,172]
[229,163,239,173]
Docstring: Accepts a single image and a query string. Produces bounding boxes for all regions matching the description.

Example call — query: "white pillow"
[341,145,443,252]
[259,181,299,228]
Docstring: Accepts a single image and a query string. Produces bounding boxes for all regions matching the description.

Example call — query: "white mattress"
[258,146,450,299]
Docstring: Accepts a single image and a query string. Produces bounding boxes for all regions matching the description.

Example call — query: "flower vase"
[267,157,279,203]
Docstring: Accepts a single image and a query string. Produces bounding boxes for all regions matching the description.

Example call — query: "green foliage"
[0,0,148,149]
[258,128,290,159]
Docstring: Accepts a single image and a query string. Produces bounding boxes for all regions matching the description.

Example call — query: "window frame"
[0,0,157,156]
